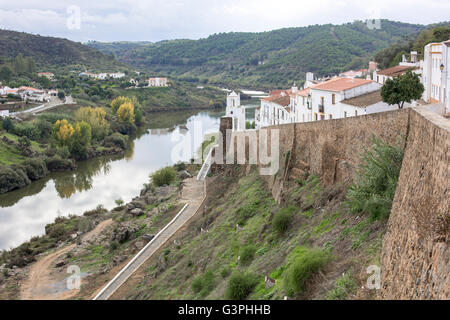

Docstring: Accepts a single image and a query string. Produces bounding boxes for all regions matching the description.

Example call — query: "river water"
[0,105,257,250]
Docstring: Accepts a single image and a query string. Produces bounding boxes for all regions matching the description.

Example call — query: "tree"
[116,102,135,123]
[52,119,74,147]
[74,107,110,140]
[57,91,66,100]
[2,117,14,132]
[381,71,424,109]
[70,121,92,159]
[110,96,130,113]
[0,65,12,82]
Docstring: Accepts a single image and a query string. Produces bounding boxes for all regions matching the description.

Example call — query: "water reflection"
[0,109,230,250]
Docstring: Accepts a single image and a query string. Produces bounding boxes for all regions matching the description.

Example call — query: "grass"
[326,270,357,300]
[225,272,259,300]
[273,206,297,234]
[282,246,332,296]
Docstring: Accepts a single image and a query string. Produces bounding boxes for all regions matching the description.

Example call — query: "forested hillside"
[0,29,127,72]
[374,23,450,69]
[89,20,424,88]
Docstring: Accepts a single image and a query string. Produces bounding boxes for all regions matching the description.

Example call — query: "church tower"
[225,91,245,131]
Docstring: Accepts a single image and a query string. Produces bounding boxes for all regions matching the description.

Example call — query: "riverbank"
[0,163,200,300]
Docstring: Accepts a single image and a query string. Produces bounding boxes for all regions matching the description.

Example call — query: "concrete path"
[93,177,205,300]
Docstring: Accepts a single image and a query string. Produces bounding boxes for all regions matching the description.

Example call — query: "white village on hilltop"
[225,39,449,131]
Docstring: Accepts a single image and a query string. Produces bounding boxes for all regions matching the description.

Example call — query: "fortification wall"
[380,107,449,299]
[218,106,449,299]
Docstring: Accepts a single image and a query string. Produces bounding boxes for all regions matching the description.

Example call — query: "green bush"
[104,132,128,149]
[45,155,75,172]
[11,122,40,140]
[273,206,296,234]
[151,166,177,187]
[0,165,31,193]
[21,158,48,180]
[346,137,405,220]
[225,272,259,300]
[191,270,216,297]
[1,117,14,132]
[327,271,357,300]
[220,267,231,279]
[283,246,331,295]
[240,245,256,266]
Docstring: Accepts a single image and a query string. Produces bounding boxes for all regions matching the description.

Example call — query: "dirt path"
[20,219,113,300]
[94,177,205,300]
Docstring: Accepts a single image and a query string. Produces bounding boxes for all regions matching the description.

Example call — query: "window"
[314,113,318,121]
[332,94,335,105]
[344,111,347,118]
[329,114,332,119]
[355,110,358,116]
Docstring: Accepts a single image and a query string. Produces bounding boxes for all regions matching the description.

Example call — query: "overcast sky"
[0,0,448,43]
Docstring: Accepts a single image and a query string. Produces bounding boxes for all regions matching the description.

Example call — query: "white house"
[226,91,246,131]
[374,65,415,85]
[148,77,168,87]
[109,72,125,79]
[257,89,294,128]
[0,110,9,118]
[302,77,382,121]
[422,39,450,115]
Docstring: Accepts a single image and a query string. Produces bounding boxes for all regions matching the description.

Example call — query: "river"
[0,105,257,250]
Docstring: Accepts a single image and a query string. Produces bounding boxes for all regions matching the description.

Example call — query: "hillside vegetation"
[0,29,127,73]
[89,20,424,88]
[374,23,450,69]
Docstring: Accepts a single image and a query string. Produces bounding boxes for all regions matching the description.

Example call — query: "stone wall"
[217,106,449,299]
[380,107,449,299]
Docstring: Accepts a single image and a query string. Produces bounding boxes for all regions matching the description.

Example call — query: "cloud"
[0,0,447,42]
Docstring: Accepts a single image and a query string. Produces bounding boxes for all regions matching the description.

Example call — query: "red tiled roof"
[295,87,311,97]
[377,65,413,77]
[311,77,374,92]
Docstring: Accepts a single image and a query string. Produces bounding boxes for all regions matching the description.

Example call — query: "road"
[93,177,205,300]
[20,219,113,300]
[11,96,75,116]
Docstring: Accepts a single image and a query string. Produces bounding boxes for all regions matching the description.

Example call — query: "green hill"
[88,20,425,88]
[0,29,128,72]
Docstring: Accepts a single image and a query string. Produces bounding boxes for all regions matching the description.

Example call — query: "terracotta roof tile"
[377,65,413,77]
[311,77,374,92]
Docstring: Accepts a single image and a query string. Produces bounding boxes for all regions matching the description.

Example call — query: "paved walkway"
[93,177,205,300]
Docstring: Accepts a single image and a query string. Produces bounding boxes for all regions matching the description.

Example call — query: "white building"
[226,91,246,131]
[422,39,450,114]
[307,78,382,121]
[257,89,294,128]
[109,72,125,79]
[374,65,414,85]
[0,110,9,118]
[148,77,168,87]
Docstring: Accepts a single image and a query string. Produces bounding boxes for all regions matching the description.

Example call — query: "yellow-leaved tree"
[116,102,135,124]
[110,96,131,113]
[52,119,74,147]
[74,106,110,140]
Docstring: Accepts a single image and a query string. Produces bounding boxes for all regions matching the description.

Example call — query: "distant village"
[226,39,450,131]
[0,70,168,117]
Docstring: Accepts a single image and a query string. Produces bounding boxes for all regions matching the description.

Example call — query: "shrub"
[327,271,357,300]
[346,136,405,220]
[240,245,256,266]
[283,246,331,296]
[0,165,31,193]
[21,158,48,180]
[151,166,177,187]
[221,267,231,279]
[273,206,296,234]
[174,161,186,171]
[12,122,40,140]
[2,117,14,132]
[104,132,128,149]
[191,270,216,297]
[225,272,259,300]
[45,155,75,172]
